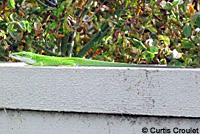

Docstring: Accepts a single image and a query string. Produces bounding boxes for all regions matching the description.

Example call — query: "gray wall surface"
[0,63,200,133]
[0,63,199,117]
[1,109,200,134]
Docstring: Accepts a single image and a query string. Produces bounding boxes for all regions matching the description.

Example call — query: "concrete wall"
[1,109,200,134]
[0,63,199,133]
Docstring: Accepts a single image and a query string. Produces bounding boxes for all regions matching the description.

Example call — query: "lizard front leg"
[33,62,44,66]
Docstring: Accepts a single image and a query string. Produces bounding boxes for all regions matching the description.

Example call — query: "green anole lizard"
[9,51,137,67]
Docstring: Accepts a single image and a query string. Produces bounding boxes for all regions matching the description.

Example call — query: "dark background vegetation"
[0,0,199,67]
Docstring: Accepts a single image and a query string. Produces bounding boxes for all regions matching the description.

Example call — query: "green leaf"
[149,46,158,54]
[10,13,16,21]
[0,30,6,39]
[162,2,172,10]
[25,21,31,33]
[34,22,40,29]
[18,21,27,31]
[147,53,155,58]
[143,51,155,59]
[170,60,183,67]
[194,38,200,44]
[49,22,58,30]
[7,23,19,39]
[157,35,170,46]
[132,38,147,49]
[183,25,192,38]
[8,0,15,9]
[172,0,183,7]
[55,1,66,17]
[181,39,193,48]
[146,25,157,33]
[8,31,19,39]
[160,59,167,64]
[196,16,200,28]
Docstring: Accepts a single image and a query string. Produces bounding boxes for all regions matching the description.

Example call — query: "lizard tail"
[76,58,136,67]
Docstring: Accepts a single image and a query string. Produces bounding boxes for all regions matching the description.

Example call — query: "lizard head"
[9,51,37,65]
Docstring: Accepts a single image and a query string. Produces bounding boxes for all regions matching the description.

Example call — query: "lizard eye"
[22,54,26,57]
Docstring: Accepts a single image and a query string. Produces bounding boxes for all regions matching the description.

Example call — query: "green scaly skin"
[9,51,137,67]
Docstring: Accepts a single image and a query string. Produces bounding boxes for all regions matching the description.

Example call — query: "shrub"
[0,0,199,67]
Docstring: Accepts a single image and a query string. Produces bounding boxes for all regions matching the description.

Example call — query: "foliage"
[0,0,199,67]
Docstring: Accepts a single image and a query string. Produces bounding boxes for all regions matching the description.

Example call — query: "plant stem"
[68,31,77,57]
